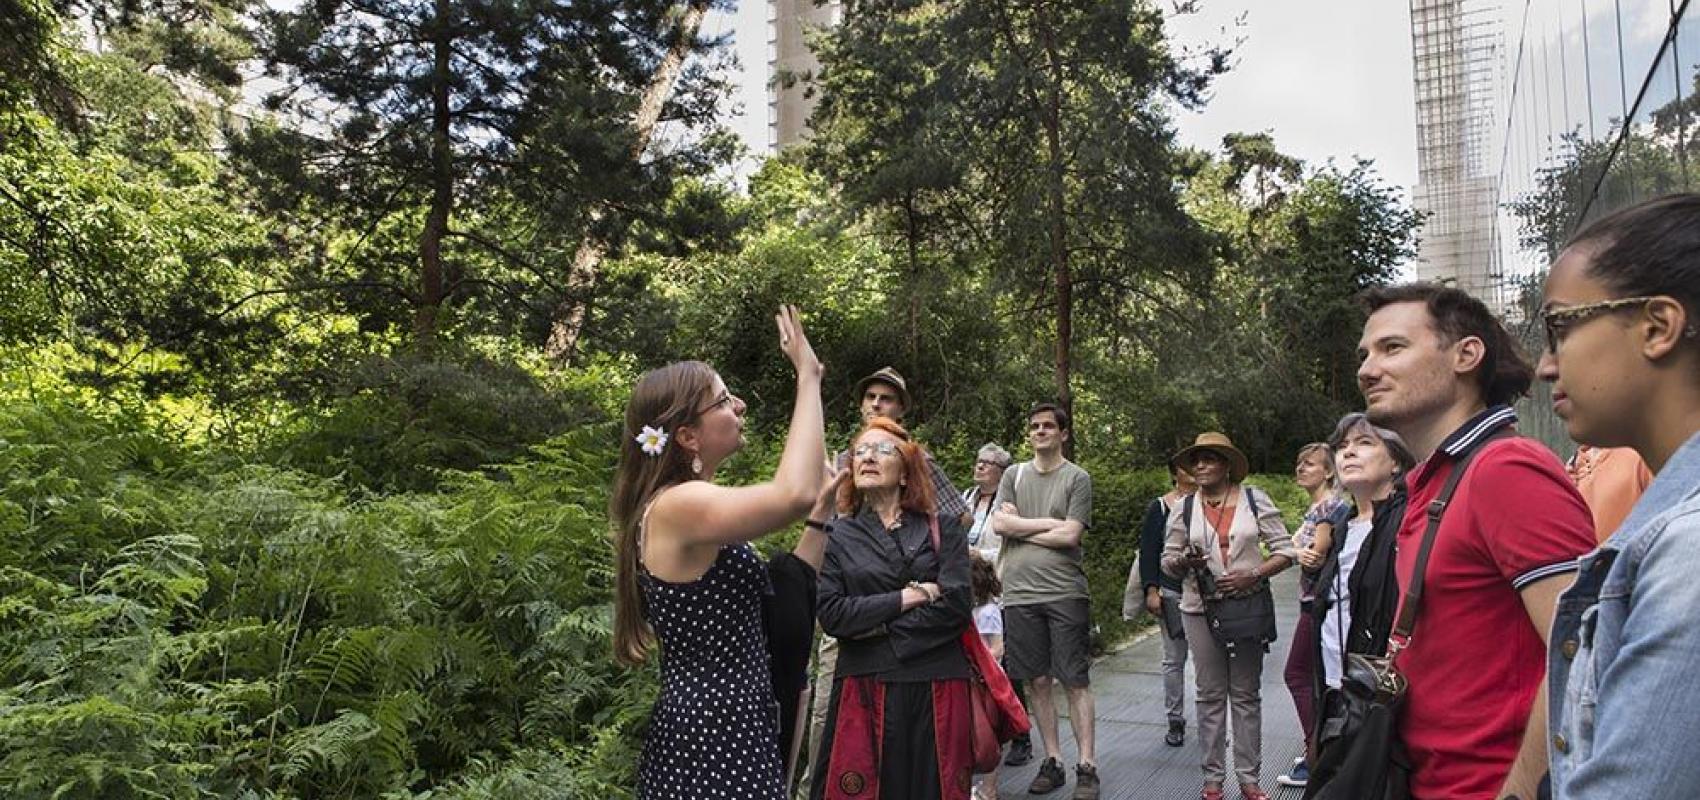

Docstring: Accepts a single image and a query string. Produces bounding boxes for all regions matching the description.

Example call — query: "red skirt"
[815,676,973,800]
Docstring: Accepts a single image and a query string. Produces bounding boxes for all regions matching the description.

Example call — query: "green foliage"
[0,395,645,799]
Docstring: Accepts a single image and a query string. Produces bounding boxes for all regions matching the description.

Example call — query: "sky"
[710,0,1421,198]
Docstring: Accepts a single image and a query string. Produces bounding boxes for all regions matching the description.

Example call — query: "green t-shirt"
[993,459,1093,606]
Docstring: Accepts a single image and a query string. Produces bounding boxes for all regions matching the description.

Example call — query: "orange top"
[1569,445,1653,543]
[1201,501,1238,563]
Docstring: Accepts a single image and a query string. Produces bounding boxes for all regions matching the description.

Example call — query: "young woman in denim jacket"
[1536,193,1700,800]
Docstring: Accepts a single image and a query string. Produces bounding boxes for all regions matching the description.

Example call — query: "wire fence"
[1415,0,1697,456]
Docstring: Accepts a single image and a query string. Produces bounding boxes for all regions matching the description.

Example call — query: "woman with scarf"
[813,417,974,800]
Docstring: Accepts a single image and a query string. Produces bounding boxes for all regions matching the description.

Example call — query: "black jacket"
[818,508,971,682]
[1138,496,1182,594]
[1310,483,1408,683]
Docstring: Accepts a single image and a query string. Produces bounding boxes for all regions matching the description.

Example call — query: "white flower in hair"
[635,425,669,456]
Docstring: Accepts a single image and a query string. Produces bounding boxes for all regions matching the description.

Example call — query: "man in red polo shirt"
[1356,284,1595,800]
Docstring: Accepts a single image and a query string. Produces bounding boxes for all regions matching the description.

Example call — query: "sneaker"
[1164,719,1185,747]
[1004,734,1034,767]
[1275,759,1309,788]
[1070,763,1100,800]
[1027,757,1066,794]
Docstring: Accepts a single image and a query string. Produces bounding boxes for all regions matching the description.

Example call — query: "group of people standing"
[613,192,1700,800]
[1126,194,1700,800]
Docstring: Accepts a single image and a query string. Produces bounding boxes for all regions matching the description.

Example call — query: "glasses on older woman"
[853,441,901,459]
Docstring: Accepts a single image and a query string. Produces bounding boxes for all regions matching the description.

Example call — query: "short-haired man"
[799,367,968,797]
[838,367,970,523]
[1356,284,1594,799]
[993,403,1098,799]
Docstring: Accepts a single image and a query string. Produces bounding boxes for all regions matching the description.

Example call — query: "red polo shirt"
[1393,408,1595,799]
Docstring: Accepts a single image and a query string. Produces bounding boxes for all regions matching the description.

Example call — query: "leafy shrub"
[0,395,646,799]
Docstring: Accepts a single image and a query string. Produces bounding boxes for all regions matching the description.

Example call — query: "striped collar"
[1437,404,1519,458]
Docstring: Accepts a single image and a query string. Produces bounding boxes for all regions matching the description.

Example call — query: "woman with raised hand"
[611,306,837,800]
[812,417,974,800]
[1536,194,1700,799]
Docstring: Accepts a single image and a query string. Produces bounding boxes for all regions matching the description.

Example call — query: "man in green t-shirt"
[992,403,1098,799]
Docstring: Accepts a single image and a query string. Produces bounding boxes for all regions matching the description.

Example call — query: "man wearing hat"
[991,403,1099,799]
[797,366,969,798]
[842,366,971,523]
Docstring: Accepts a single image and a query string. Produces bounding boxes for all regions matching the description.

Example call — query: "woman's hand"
[775,305,822,380]
[811,461,847,518]
[900,583,941,611]
[1218,568,1262,595]
[1296,545,1325,572]
[1144,587,1163,615]
[1180,548,1210,572]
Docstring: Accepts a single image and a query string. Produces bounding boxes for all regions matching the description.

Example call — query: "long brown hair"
[610,360,719,666]
[836,417,936,516]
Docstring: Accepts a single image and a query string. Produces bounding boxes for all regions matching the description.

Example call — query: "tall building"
[1408,0,1507,308]
[768,0,842,149]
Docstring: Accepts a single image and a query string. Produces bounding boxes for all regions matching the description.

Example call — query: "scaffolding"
[1409,0,1509,310]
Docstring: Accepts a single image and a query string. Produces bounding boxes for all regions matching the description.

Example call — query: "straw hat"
[854,366,912,410]
[1171,432,1250,484]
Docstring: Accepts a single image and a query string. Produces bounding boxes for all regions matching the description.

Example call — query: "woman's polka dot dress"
[637,543,785,800]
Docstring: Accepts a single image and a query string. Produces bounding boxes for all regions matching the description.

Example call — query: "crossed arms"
[991,503,1084,549]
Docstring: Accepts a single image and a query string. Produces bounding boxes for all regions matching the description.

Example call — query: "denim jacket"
[1548,431,1700,799]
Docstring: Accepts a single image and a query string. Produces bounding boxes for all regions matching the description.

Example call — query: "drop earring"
[692,454,704,476]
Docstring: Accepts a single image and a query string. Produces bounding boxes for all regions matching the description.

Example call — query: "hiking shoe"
[1028,757,1066,794]
[1164,719,1185,747]
[1005,734,1034,766]
[1071,763,1100,800]
[1276,759,1309,788]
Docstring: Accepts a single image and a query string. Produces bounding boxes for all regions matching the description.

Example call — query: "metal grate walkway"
[992,568,1308,800]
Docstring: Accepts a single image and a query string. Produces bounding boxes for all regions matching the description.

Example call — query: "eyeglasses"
[853,441,900,459]
[974,459,1004,468]
[1541,296,1657,353]
[695,390,736,416]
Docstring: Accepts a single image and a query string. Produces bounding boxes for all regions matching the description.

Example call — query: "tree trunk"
[416,0,453,346]
[904,192,922,372]
[1038,9,1073,457]
[545,0,712,364]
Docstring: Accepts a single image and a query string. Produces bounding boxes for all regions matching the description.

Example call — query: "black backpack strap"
[1182,493,1195,530]
[1391,428,1514,645]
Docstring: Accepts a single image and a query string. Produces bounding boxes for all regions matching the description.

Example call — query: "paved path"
[993,568,1309,800]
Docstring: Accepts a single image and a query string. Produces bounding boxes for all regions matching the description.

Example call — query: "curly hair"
[970,552,1002,607]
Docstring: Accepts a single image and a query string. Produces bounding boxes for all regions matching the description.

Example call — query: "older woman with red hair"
[812,417,975,800]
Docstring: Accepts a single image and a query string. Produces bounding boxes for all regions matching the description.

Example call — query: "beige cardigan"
[1160,485,1295,614]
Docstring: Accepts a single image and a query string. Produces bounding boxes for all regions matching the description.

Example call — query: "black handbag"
[1305,430,1509,800]
[1182,489,1279,649]
[1204,582,1277,648]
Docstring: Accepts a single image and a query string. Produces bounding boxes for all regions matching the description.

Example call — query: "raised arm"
[651,306,828,545]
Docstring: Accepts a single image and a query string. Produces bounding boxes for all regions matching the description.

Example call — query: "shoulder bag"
[1184,489,1279,649]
